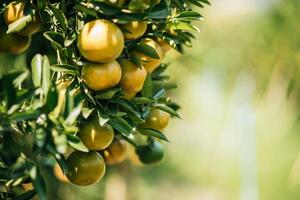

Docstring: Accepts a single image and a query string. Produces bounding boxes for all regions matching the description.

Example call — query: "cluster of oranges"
[0,1,41,53]
[53,109,169,186]
[65,3,172,186]
[1,0,173,187]
[78,18,168,99]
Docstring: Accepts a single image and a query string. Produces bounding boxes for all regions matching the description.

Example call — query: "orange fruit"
[157,38,172,53]
[22,183,33,191]
[0,27,30,54]
[122,92,137,100]
[53,163,69,183]
[103,139,128,165]
[66,151,106,186]
[77,119,114,150]
[136,140,164,164]
[143,108,170,130]
[121,21,147,40]
[4,1,41,36]
[132,38,163,73]
[119,59,147,94]
[82,60,122,91]
[77,19,124,63]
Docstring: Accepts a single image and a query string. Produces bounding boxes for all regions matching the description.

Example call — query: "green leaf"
[109,118,133,137]
[9,110,41,121]
[64,31,77,47]
[97,111,110,126]
[29,166,46,200]
[130,53,142,68]
[132,97,154,104]
[6,15,33,34]
[73,4,98,17]
[95,88,121,100]
[50,64,78,75]
[81,84,96,105]
[67,133,89,152]
[63,87,74,118]
[139,128,169,142]
[42,55,50,96]
[46,86,58,113]
[31,54,43,88]
[148,3,170,19]
[43,31,64,48]
[154,104,181,118]
[128,0,150,11]
[37,0,46,10]
[91,1,121,15]
[199,0,211,5]
[176,11,203,21]
[111,98,141,118]
[82,107,94,119]
[134,44,160,59]
[46,144,69,174]
[141,73,153,98]
[13,190,36,200]
[15,88,36,106]
[49,4,68,31]
[115,12,147,21]
[3,76,17,109]
[65,101,83,125]
[167,21,199,31]
[153,87,165,99]
[13,70,29,87]
[35,128,47,148]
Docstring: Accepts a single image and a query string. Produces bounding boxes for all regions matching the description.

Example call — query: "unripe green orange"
[77,119,114,150]
[0,28,30,54]
[66,151,106,186]
[136,140,164,164]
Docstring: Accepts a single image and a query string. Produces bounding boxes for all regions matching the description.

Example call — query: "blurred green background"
[2,0,300,199]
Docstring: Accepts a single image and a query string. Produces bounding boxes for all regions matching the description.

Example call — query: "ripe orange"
[143,108,170,130]
[77,19,124,63]
[132,38,163,73]
[82,60,122,91]
[4,1,41,36]
[0,28,30,54]
[121,21,147,40]
[66,151,106,186]
[122,92,137,100]
[157,38,172,53]
[103,139,128,165]
[22,183,33,191]
[53,163,69,183]
[119,59,147,94]
[77,119,114,150]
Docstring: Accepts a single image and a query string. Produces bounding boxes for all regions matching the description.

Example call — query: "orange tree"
[0,0,209,199]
